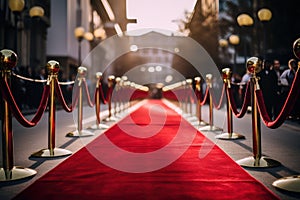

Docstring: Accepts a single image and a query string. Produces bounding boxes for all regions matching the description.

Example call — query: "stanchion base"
[182,113,191,118]
[186,116,198,122]
[215,132,245,140]
[89,123,110,130]
[272,175,300,193]
[31,147,72,158]
[66,129,94,137]
[0,166,36,182]
[236,156,281,168]
[198,125,223,132]
[105,116,117,122]
[191,120,208,126]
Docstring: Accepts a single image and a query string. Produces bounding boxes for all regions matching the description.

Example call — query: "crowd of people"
[10,66,74,113]
[236,59,300,121]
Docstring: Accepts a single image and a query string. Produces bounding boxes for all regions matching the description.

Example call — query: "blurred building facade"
[1,0,300,78]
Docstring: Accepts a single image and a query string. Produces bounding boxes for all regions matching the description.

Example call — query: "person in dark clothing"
[258,60,278,119]
[280,59,299,120]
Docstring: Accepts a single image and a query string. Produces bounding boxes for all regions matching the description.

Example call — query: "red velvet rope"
[99,85,108,104]
[226,82,250,118]
[54,79,78,113]
[94,87,101,123]
[162,90,178,101]
[256,70,300,129]
[82,79,95,107]
[106,86,114,103]
[209,84,225,110]
[0,78,50,127]
[195,89,202,101]
[200,87,209,106]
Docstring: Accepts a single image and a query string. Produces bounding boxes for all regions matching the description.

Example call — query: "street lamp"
[29,6,45,18]
[257,8,272,59]
[84,32,94,42]
[94,27,107,40]
[218,38,229,65]
[229,34,240,73]
[8,0,25,53]
[237,13,254,64]
[219,39,228,48]
[74,26,85,66]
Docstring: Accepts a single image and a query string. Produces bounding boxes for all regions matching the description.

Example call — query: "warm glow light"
[148,66,155,73]
[94,28,106,39]
[84,32,94,41]
[74,27,85,39]
[101,0,115,21]
[130,45,138,52]
[237,13,254,26]
[155,65,162,72]
[9,0,25,12]
[165,75,173,83]
[229,35,240,45]
[257,8,272,22]
[219,39,228,47]
[29,6,44,17]
[114,23,123,36]
[140,66,146,72]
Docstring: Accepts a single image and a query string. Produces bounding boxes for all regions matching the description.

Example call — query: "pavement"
[0,100,300,200]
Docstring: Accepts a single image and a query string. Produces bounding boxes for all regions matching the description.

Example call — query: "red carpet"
[14,100,279,200]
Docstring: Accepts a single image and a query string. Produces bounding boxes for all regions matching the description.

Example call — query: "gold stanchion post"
[182,80,189,117]
[272,38,300,192]
[185,79,196,121]
[236,57,280,168]
[114,77,121,117]
[105,75,116,122]
[199,74,222,132]
[0,49,37,181]
[216,68,245,140]
[120,76,128,111]
[67,66,94,137]
[89,72,109,130]
[192,77,207,126]
[32,61,72,157]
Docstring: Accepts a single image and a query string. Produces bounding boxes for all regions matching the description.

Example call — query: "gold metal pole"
[121,76,128,111]
[105,75,116,122]
[78,77,83,132]
[67,66,94,137]
[186,79,194,118]
[216,68,245,140]
[89,72,109,130]
[114,77,120,116]
[237,57,280,167]
[199,74,222,132]
[32,61,72,157]
[0,49,36,181]
[183,81,188,116]
[193,77,207,126]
